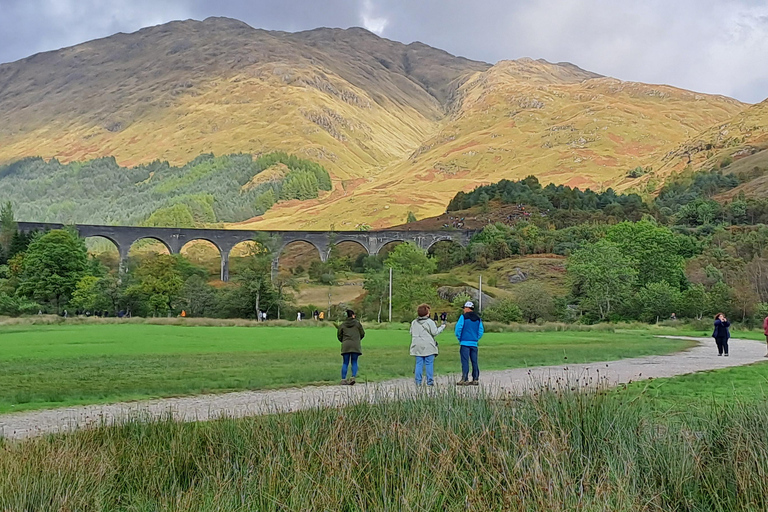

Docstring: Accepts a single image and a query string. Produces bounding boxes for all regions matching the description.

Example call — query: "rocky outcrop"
[437,286,497,307]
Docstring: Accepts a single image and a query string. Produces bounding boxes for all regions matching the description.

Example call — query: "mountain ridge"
[0,17,758,229]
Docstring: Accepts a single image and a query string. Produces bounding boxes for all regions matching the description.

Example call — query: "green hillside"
[0,152,331,226]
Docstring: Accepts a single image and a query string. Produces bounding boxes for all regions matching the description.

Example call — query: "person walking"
[338,309,365,385]
[410,304,445,386]
[455,301,484,385]
[713,313,731,356]
[763,313,768,357]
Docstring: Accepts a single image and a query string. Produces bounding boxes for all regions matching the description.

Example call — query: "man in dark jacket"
[454,301,484,385]
[337,309,365,385]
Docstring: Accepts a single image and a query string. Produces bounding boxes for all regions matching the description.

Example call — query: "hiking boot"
[349,376,356,385]
[456,380,469,386]
[469,380,480,386]
[724,353,729,357]
[340,379,348,385]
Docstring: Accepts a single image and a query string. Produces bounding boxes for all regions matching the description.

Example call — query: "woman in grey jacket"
[410,304,446,386]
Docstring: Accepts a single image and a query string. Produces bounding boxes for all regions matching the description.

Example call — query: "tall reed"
[2,386,768,511]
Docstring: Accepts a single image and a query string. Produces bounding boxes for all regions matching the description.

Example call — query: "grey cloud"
[0,0,766,102]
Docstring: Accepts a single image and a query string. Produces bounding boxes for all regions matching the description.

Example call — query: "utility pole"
[479,274,482,313]
[388,267,393,322]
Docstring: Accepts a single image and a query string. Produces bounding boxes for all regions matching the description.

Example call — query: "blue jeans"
[460,345,479,381]
[342,353,359,379]
[414,355,435,385]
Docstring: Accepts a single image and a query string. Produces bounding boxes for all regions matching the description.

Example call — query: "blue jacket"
[455,311,484,347]
[713,319,730,339]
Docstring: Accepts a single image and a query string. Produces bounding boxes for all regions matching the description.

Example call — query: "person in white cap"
[454,300,484,385]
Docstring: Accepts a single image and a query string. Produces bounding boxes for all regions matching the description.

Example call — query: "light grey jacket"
[409,316,446,357]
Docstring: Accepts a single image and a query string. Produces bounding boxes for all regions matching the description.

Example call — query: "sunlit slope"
[0,18,750,229]
[639,99,768,197]
[251,59,744,228]
[0,17,487,182]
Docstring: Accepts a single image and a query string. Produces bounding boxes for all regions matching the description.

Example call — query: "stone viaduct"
[16,222,474,282]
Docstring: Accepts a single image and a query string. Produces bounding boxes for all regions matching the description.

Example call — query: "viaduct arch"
[17,223,475,282]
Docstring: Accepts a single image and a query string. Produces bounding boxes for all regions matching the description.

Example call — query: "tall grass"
[2,387,768,511]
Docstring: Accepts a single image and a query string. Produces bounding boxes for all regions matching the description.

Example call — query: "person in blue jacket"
[455,300,484,385]
[713,312,731,356]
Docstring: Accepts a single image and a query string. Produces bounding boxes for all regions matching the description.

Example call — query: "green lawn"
[623,359,768,410]
[0,324,693,413]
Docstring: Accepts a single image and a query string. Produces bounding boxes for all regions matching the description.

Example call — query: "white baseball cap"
[463,301,474,309]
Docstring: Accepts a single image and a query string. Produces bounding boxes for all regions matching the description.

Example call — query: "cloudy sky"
[1,0,766,103]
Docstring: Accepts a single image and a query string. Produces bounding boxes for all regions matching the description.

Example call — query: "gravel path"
[2,336,766,441]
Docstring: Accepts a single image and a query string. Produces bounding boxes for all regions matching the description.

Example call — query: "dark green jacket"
[338,317,365,354]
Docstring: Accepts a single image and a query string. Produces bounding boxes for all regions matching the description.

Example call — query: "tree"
[636,282,681,323]
[679,284,708,320]
[483,298,523,323]
[70,275,107,313]
[385,242,437,276]
[0,201,16,263]
[363,269,388,322]
[707,281,735,318]
[181,275,218,317]
[515,282,554,323]
[406,211,417,224]
[568,240,637,320]
[231,235,278,318]
[385,243,438,317]
[272,270,298,320]
[0,292,39,316]
[606,220,685,288]
[17,229,89,313]
[127,254,188,315]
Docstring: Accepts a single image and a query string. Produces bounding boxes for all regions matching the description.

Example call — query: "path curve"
[2,336,766,441]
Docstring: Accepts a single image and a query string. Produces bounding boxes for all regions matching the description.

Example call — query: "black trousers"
[715,337,729,355]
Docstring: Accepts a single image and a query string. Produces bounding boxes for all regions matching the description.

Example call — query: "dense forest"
[448,171,768,228]
[0,152,332,226]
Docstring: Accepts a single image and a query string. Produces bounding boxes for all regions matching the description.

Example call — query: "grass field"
[623,359,768,410]
[4,387,768,511]
[0,324,694,414]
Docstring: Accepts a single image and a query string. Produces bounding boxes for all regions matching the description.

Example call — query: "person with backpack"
[337,309,365,385]
[713,312,731,356]
[455,301,484,385]
[410,304,445,386]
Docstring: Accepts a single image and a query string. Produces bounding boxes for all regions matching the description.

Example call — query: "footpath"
[1,336,766,440]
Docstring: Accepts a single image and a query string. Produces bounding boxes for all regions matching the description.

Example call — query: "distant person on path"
[338,309,365,385]
[763,313,768,357]
[319,311,324,321]
[410,304,445,386]
[297,311,302,322]
[455,301,484,385]
[440,311,447,323]
[713,313,731,356]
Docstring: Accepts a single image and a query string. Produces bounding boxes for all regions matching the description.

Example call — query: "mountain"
[0,17,752,228]
[638,99,768,199]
